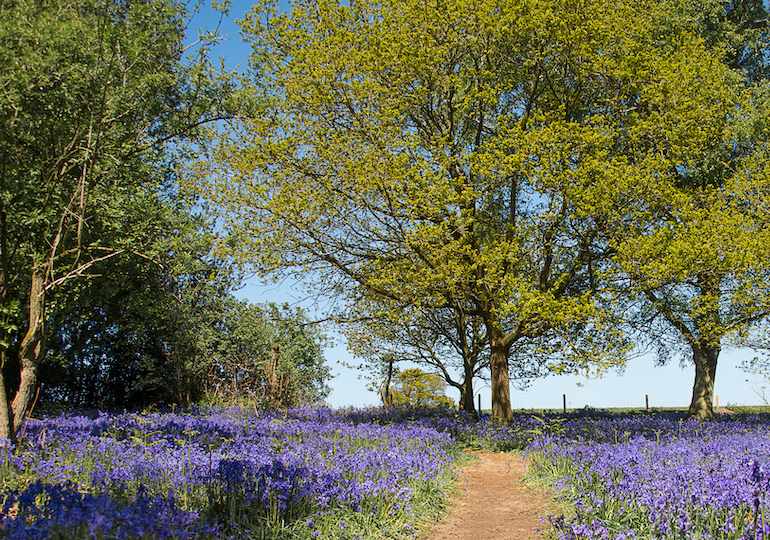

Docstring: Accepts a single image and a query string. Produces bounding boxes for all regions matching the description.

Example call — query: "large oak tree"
[205,0,740,422]
[601,0,770,419]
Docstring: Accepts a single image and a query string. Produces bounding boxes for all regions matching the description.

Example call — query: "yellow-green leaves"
[198,0,753,421]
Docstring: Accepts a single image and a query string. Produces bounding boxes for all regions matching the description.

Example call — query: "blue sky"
[235,278,766,410]
[190,1,769,410]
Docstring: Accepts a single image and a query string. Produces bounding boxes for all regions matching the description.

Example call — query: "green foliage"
[0,0,236,433]
[0,0,328,412]
[597,0,770,418]
[199,0,739,421]
[0,0,208,259]
[208,301,332,409]
[390,368,455,410]
[39,207,332,410]
[40,185,238,408]
[343,297,487,414]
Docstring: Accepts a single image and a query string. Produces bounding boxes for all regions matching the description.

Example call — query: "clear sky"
[190,1,769,411]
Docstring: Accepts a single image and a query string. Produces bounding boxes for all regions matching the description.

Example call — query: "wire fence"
[506,395,690,411]
[473,393,754,412]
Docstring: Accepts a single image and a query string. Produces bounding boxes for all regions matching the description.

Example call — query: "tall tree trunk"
[0,350,14,442]
[687,342,719,419]
[266,345,280,408]
[12,266,46,432]
[461,357,476,417]
[454,306,477,416]
[0,193,13,441]
[380,355,394,409]
[687,274,722,420]
[487,323,513,423]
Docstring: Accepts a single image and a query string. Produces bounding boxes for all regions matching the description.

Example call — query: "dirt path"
[424,452,553,540]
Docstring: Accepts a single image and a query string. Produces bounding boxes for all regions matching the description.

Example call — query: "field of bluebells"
[4,406,770,539]
[0,407,475,539]
[522,410,770,540]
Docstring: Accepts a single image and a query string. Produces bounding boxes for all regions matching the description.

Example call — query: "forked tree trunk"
[12,267,46,433]
[687,342,720,420]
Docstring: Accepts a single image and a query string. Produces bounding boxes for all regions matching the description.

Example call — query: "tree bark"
[687,342,719,419]
[0,351,14,442]
[686,273,722,420]
[460,357,476,417]
[487,323,513,423]
[381,355,394,409]
[12,266,46,432]
[0,185,13,441]
[266,345,280,408]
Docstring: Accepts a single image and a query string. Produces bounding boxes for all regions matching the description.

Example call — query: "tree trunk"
[460,358,476,417]
[266,345,280,408]
[687,273,722,420]
[487,324,513,423]
[0,185,14,441]
[0,350,14,442]
[687,342,719,419]
[381,355,394,409]
[12,267,46,432]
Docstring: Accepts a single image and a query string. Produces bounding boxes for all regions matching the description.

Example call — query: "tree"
[40,255,333,410]
[37,187,333,410]
[343,296,488,415]
[390,368,455,410]
[600,0,770,419]
[203,0,730,422]
[0,0,233,438]
[38,181,240,408]
[345,288,632,416]
[209,301,332,408]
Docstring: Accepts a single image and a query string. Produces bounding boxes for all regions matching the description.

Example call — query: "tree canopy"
[390,368,455,410]
[1,0,220,436]
[7,0,770,424]
[200,0,753,422]
[0,0,331,438]
[599,0,770,418]
[343,297,488,415]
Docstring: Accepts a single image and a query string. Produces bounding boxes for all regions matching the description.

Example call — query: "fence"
[500,394,703,412]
